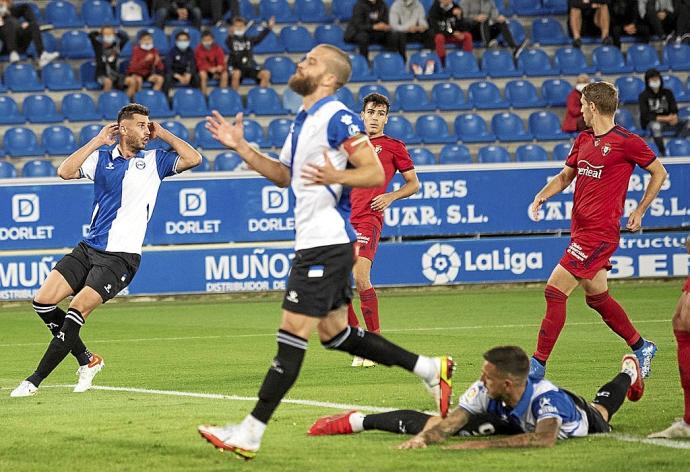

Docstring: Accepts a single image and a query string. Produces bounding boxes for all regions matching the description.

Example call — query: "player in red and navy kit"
[347,93,420,367]
[529,82,668,382]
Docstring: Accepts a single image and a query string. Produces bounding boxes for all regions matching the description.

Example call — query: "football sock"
[323,326,418,372]
[250,330,307,425]
[362,410,432,434]
[534,285,568,363]
[32,300,91,366]
[27,309,85,387]
[586,291,641,347]
[347,302,360,328]
[674,330,690,424]
[592,373,630,420]
[360,287,380,334]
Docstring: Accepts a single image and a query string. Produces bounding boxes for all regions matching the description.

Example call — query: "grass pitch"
[1,281,689,471]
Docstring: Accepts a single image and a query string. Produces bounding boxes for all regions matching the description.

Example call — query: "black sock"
[322,326,418,371]
[250,330,307,424]
[592,373,631,420]
[27,309,85,387]
[33,301,91,366]
[363,410,432,435]
[630,338,644,351]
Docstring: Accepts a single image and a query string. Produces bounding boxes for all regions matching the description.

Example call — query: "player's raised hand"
[97,123,119,146]
[626,209,643,232]
[147,121,161,140]
[531,196,546,221]
[302,150,343,185]
[397,435,427,450]
[206,111,244,149]
[370,193,395,212]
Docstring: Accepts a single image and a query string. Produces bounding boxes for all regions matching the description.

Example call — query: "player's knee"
[322,325,364,352]
[354,276,371,293]
[585,291,608,308]
[544,285,569,303]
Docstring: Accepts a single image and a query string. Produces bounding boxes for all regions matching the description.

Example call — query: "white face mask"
[575,83,587,92]
[234,29,246,36]
[176,40,190,50]
[103,34,116,45]
[649,80,661,90]
[140,42,153,51]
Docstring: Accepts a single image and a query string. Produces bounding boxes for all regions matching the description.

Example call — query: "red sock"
[534,285,568,363]
[360,287,380,334]
[586,291,641,347]
[675,330,690,424]
[347,302,360,328]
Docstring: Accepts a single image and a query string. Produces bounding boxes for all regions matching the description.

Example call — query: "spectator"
[429,0,473,67]
[125,32,165,98]
[89,27,129,92]
[610,0,650,47]
[677,0,690,41]
[639,0,676,41]
[225,16,273,91]
[460,0,525,56]
[195,30,228,95]
[639,68,690,154]
[563,74,591,132]
[0,0,59,67]
[166,30,198,91]
[568,0,612,47]
[344,0,406,61]
[153,0,201,30]
[390,0,434,52]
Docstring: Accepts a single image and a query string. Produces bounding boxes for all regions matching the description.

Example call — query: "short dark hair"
[117,103,149,123]
[232,16,247,24]
[139,31,152,40]
[582,81,618,116]
[362,93,390,113]
[175,31,190,40]
[483,346,529,380]
[201,29,213,39]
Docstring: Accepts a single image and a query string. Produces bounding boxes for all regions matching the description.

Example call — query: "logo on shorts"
[286,290,299,304]
[11,193,40,222]
[566,242,587,262]
[179,188,207,217]
[135,160,146,170]
[422,243,461,285]
[46,322,59,330]
[104,283,112,294]
[56,332,65,341]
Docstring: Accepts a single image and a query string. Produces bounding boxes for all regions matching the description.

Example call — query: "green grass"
[1,281,689,471]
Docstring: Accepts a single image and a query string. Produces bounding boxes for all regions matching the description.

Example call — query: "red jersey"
[350,134,415,228]
[565,125,656,243]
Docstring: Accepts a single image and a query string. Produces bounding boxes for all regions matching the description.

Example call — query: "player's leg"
[590,354,643,426]
[353,257,378,333]
[148,73,164,91]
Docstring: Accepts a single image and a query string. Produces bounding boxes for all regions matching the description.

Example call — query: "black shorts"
[568,0,609,9]
[230,65,261,81]
[281,242,355,317]
[54,241,140,303]
[564,390,612,434]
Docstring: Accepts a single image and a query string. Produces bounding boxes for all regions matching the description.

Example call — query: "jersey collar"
[111,145,145,160]
[509,378,534,419]
[305,95,336,115]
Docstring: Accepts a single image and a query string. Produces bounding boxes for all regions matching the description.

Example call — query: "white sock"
[349,412,365,433]
[621,361,638,385]
[243,415,267,441]
[413,355,438,384]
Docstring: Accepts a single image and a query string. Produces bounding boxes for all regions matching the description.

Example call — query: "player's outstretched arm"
[57,123,119,180]
[302,135,384,188]
[442,417,559,450]
[398,407,470,449]
[531,166,577,221]
[626,159,667,232]
[151,122,202,172]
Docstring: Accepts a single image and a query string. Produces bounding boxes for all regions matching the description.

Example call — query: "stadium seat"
[194,121,225,149]
[3,63,43,92]
[242,119,268,147]
[667,138,690,157]
[335,87,356,111]
[512,0,546,15]
[446,50,484,79]
[62,93,101,121]
[214,152,244,171]
[349,53,376,82]
[478,145,511,163]
[505,80,546,108]
[0,96,25,124]
[663,43,690,71]
[592,46,633,73]
[395,84,435,112]
[431,82,471,111]
[454,113,495,143]
[409,147,436,166]
[33,32,59,56]
[554,47,595,74]
[296,0,332,22]
[116,0,152,26]
[662,74,690,102]
[264,56,296,84]
[517,48,559,76]
[208,88,244,116]
[616,76,645,104]
[332,0,357,21]
[170,27,201,49]
[80,61,100,90]
[439,144,472,164]
[358,84,392,109]
[260,0,298,22]
[24,95,63,124]
[233,0,260,20]
[491,112,532,142]
[373,53,413,81]
[615,108,644,135]
[45,1,83,28]
[541,79,573,106]
[543,0,568,14]
[416,115,456,144]
[79,124,103,146]
[384,115,421,144]
[42,62,81,91]
[246,87,288,116]
[627,43,667,73]
[529,111,570,140]
[504,20,526,45]
[515,144,549,162]
[468,81,509,109]
[280,25,315,53]
[482,49,522,77]
[172,88,209,117]
[59,30,95,59]
[23,160,56,177]
[409,51,449,80]
[531,18,569,45]
[42,126,77,156]
[97,91,130,120]
[0,161,17,179]
[192,156,211,172]
[82,0,117,26]
[135,90,174,118]
[4,128,44,157]
[552,142,572,161]
[268,118,293,147]
[314,24,354,51]
[252,30,284,54]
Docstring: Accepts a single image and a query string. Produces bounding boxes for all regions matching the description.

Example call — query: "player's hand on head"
[98,123,119,146]
[147,121,161,140]
[397,435,427,450]
[302,150,343,186]
[206,111,244,149]
[626,209,643,232]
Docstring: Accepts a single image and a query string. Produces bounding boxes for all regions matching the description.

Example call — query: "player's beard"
[126,135,146,152]
[288,72,322,96]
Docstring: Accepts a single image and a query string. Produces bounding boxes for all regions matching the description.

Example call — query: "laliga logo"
[179,188,207,217]
[262,186,289,214]
[11,194,40,222]
[422,243,461,285]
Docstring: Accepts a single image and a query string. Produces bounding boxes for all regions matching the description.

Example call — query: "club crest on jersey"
[374,145,382,154]
[106,162,115,170]
[135,160,146,170]
[601,143,611,156]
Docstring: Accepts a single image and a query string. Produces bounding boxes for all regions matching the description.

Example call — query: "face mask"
[649,80,661,90]
[575,83,586,92]
[202,41,213,49]
[441,2,453,11]
[140,43,153,51]
[176,40,190,50]
[103,34,116,45]
[234,29,246,36]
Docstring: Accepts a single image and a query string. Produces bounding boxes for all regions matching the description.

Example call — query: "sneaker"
[10,380,38,398]
[423,355,456,418]
[351,356,364,367]
[648,420,690,439]
[308,410,358,436]
[9,51,20,63]
[39,51,60,68]
[198,423,259,460]
[633,339,657,378]
[73,354,105,393]
[362,359,377,367]
[664,32,676,45]
[487,39,499,48]
[572,38,582,48]
[621,354,644,402]
[529,356,546,381]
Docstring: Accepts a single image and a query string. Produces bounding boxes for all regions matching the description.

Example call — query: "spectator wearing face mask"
[429,0,473,66]
[166,30,199,91]
[639,68,690,154]
[389,0,434,51]
[0,0,60,67]
[195,30,228,96]
[563,74,591,132]
[344,0,406,61]
[89,26,129,92]
[125,32,165,99]
[225,16,274,91]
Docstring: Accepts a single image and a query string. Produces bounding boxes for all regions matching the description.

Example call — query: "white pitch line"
[602,433,690,450]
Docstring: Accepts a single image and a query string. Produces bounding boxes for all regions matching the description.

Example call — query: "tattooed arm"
[442,417,560,450]
[398,408,471,449]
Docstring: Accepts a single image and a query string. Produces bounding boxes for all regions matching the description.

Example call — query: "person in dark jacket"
[0,0,60,67]
[89,27,129,91]
[166,30,198,91]
[344,0,406,61]
[460,0,524,55]
[639,68,690,154]
[610,0,650,47]
[563,74,591,132]
[428,0,473,66]
[225,16,274,90]
[153,0,202,29]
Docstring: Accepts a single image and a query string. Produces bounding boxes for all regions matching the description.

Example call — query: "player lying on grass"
[310,345,644,450]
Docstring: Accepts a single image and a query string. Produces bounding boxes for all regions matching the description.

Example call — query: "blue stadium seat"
[446,51,484,79]
[409,148,436,165]
[395,84,435,112]
[532,18,569,45]
[116,0,152,26]
[79,124,103,146]
[478,145,511,163]
[24,95,63,123]
[232,0,259,20]
[62,93,101,121]
[668,138,690,157]
[373,53,413,81]
[555,47,595,74]
[296,0,332,22]
[80,61,100,90]
[43,62,81,90]
[214,152,244,171]
[663,74,690,102]
[664,43,690,71]
[504,20,526,45]
[615,108,644,135]
[4,63,43,92]
[481,49,522,77]
[192,156,211,172]
[264,56,296,84]
[246,87,288,115]
[454,113,495,143]
[259,0,297,22]
[439,144,472,164]
[358,84,392,109]
[505,80,546,108]
[616,76,645,104]
[170,27,201,49]
[0,161,17,179]
[468,81,509,109]
[552,142,572,161]
[511,0,547,15]
[82,0,117,26]
[42,126,77,156]
[541,79,572,106]
[315,24,354,51]
[4,128,44,157]
[515,144,549,162]
[627,43,667,73]
[59,30,95,59]
[384,115,421,144]
[252,30,284,54]
[45,1,83,28]
[409,51,449,80]
[135,90,174,118]
[518,48,558,76]
[431,82,471,111]
[172,88,209,117]
[349,53,376,82]
[280,25,315,53]
[592,46,633,73]
[416,115,455,144]
[543,0,568,13]
[194,121,224,149]
[208,88,244,116]
[332,0,357,21]
[23,160,56,177]
[97,91,130,120]
[335,87,356,111]
[0,96,25,124]
[242,119,268,147]
[268,118,292,147]
[491,112,531,142]
[529,111,570,140]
